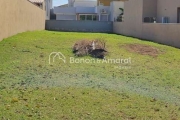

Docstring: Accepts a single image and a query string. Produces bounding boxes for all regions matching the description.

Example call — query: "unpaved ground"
[125,44,163,57]
[1,31,180,119]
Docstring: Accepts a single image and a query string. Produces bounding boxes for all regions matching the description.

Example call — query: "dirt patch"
[125,44,162,57]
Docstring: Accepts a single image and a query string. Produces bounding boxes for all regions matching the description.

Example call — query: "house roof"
[58,4,68,7]
[28,0,44,3]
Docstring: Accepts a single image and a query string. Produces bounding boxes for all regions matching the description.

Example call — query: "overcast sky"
[53,0,68,7]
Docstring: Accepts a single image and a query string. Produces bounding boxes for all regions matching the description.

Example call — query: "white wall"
[54,7,76,14]
[110,1,124,21]
[143,0,157,20]
[96,6,110,14]
[157,0,180,23]
[114,22,180,48]
[56,15,76,20]
[123,0,143,37]
[74,0,97,7]
[46,0,53,20]
[68,0,74,7]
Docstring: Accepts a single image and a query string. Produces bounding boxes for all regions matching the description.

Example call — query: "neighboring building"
[114,0,180,36]
[54,0,124,21]
[97,0,125,6]
[110,1,124,22]
[45,0,53,20]
[28,0,52,20]
[142,0,180,23]
[28,0,44,9]
[50,9,56,20]
[98,0,115,6]
[58,4,69,7]
[114,0,180,48]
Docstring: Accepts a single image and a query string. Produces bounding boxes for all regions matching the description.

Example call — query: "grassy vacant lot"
[0,31,180,120]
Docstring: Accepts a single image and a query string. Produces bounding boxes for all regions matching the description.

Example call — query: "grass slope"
[0,31,180,119]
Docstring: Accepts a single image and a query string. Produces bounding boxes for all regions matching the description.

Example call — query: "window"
[80,15,86,20]
[93,15,97,21]
[178,8,180,23]
[87,15,92,21]
[79,15,97,21]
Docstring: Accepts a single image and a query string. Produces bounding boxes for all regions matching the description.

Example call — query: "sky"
[53,0,68,7]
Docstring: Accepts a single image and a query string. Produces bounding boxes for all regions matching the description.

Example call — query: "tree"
[117,8,124,22]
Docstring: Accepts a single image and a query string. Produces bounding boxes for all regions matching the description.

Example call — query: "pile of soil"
[73,40,107,59]
[125,44,161,57]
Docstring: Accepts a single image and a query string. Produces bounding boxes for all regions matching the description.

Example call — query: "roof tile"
[28,0,44,3]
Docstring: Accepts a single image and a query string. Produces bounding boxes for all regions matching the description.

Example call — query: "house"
[142,0,180,23]
[54,0,125,21]
[114,0,180,48]
[98,0,124,6]
[28,0,53,20]
[28,0,44,9]
[114,0,180,35]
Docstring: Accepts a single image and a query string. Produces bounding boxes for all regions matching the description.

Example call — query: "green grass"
[0,31,180,119]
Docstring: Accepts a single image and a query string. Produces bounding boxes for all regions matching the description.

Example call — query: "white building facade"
[54,0,124,22]
[45,0,53,20]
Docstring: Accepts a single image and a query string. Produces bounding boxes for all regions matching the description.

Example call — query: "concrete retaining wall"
[142,23,180,48]
[0,0,45,41]
[113,22,180,48]
[46,20,113,33]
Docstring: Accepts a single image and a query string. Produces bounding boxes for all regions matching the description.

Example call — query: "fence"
[45,20,113,33]
[0,0,45,41]
[113,22,180,48]
[142,23,180,48]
